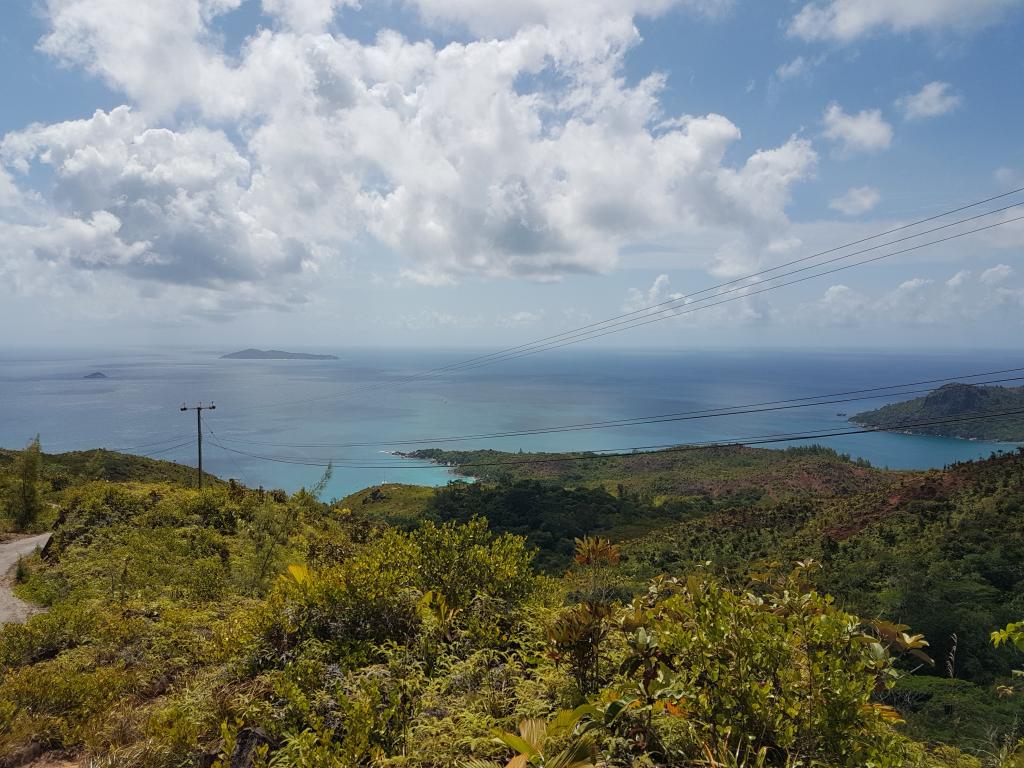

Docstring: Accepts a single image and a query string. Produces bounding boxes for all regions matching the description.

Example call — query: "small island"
[83,371,108,379]
[852,382,1024,442]
[220,348,338,360]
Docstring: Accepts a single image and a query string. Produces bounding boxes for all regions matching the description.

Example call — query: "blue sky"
[1,0,1023,350]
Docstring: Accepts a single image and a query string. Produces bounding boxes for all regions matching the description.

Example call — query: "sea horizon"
[2,346,1021,499]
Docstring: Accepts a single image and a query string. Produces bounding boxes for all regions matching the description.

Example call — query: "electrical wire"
[243,196,1024,410]
[138,439,195,458]
[108,433,195,452]
[210,368,1024,449]
[373,201,1024,377]
[207,408,1024,470]
[203,421,253,486]
[447,213,1024,372]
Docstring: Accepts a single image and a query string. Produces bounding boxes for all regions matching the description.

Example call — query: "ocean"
[0,347,1020,500]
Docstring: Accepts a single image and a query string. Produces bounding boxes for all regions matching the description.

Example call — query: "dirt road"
[0,533,50,624]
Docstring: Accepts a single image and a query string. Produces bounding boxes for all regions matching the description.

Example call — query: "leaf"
[870,703,905,725]
[286,563,309,585]
[493,726,539,758]
[548,734,598,768]
[549,705,595,736]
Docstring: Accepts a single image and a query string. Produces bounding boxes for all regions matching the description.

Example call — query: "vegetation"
[0,443,1023,766]
[853,383,1024,441]
[1,436,43,531]
[403,444,882,496]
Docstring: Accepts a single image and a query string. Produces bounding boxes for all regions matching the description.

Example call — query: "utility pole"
[180,402,216,489]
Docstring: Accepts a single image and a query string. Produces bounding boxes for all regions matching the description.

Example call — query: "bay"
[0,347,1020,500]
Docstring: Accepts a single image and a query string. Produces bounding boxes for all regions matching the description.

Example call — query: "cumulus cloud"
[623,274,684,311]
[805,284,870,326]
[36,0,243,117]
[1,107,308,288]
[787,0,1022,42]
[896,81,962,121]
[622,272,771,327]
[980,264,1014,284]
[394,310,483,330]
[262,0,356,32]
[775,56,809,81]
[822,103,892,154]
[804,266,1024,327]
[497,310,545,327]
[946,270,970,289]
[1,0,818,319]
[828,186,881,216]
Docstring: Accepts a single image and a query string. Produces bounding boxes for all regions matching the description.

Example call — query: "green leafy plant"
[464,706,603,768]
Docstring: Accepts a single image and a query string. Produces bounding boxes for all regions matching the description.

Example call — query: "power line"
[138,439,195,458]
[432,187,1024,367]
[210,368,1024,449]
[55,432,194,454]
[242,195,1024,411]
[446,213,1024,372]
[207,408,1024,470]
[108,433,195,452]
[388,201,1024,376]
[204,421,253,487]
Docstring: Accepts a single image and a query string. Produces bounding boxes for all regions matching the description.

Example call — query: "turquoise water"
[0,347,1020,499]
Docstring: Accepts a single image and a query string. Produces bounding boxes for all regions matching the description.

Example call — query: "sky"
[1,0,1023,350]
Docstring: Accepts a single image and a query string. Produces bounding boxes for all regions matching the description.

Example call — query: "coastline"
[847,418,1024,445]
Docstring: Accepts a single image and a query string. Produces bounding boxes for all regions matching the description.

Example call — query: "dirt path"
[0,533,50,624]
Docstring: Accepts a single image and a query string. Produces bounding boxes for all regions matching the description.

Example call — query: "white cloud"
[496,310,545,327]
[36,0,243,117]
[807,284,870,326]
[822,103,892,154]
[1,107,308,288]
[623,273,770,327]
[788,0,1022,43]
[262,0,356,32]
[980,264,1014,284]
[896,81,962,121]
[1,0,817,320]
[775,56,809,81]
[394,310,483,330]
[946,270,970,289]
[804,266,1024,327]
[828,186,881,216]
[623,274,684,311]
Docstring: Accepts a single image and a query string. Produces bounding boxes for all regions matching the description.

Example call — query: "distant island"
[83,371,107,379]
[852,382,1024,442]
[220,348,338,360]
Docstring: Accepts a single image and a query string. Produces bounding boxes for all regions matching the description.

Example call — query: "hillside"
[1,443,1024,766]
[0,447,220,491]
[403,443,884,498]
[220,348,339,360]
[367,448,1024,682]
[853,382,1024,441]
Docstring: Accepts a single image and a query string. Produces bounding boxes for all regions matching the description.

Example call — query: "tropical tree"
[4,436,42,531]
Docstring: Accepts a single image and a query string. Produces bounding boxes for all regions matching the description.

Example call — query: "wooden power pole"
[180,402,216,489]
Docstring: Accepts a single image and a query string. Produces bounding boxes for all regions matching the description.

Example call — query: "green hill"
[853,382,1024,441]
[3,442,1024,767]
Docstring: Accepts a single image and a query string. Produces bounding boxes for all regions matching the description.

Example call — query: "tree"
[4,436,42,531]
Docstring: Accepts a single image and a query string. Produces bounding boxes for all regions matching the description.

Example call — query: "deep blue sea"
[1,347,1021,500]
